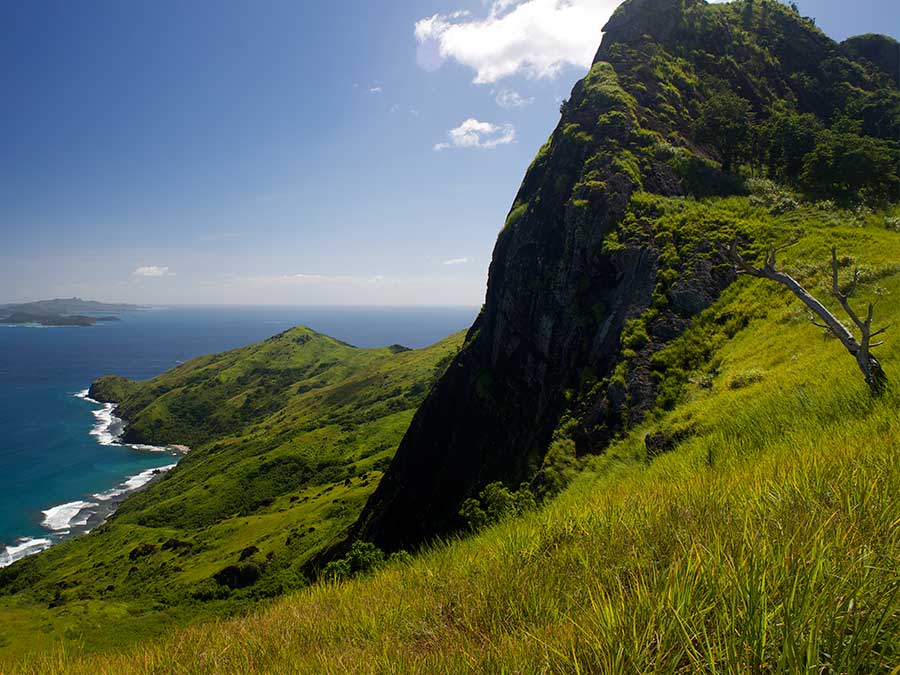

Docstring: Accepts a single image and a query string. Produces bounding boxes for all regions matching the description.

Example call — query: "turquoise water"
[0,306,476,564]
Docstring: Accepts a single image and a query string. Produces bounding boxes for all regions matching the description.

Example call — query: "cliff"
[353,0,900,550]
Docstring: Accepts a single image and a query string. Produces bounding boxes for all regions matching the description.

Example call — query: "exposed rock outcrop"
[350,0,899,552]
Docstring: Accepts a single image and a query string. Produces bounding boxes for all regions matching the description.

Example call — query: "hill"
[18,196,900,673]
[0,326,464,656]
[353,0,900,551]
[3,0,900,669]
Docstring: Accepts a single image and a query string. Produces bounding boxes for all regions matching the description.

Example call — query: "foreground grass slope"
[22,198,900,673]
[0,327,464,658]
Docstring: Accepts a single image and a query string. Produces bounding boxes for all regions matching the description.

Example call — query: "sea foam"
[0,538,52,568]
[74,388,101,405]
[93,464,176,501]
[0,391,186,568]
[89,403,123,446]
[41,500,99,531]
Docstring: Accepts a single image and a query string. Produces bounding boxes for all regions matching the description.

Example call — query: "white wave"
[125,464,176,490]
[92,487,124,502]
[41,501,99,531]
[74,389,100,405]
[0,323,54,329]
[128,443,169,453]
[93,464,176,501]
[0,538,53,568]
[89,403,122,446]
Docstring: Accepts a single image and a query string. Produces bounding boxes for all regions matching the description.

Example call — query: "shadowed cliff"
[351,0,900,552]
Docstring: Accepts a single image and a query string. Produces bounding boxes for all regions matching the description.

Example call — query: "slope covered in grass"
[17,196,900,674]
[0,327,464,658]
[351,0,900,551]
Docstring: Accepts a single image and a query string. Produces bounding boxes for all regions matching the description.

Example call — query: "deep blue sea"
[0,306,477,565]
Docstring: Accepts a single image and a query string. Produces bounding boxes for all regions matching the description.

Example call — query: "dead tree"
[730,240,889,396]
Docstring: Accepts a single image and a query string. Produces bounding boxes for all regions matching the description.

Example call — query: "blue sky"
[2,0,897,306]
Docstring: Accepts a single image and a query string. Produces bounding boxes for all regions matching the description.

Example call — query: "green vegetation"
[16,196,900,674]
[4,0,900,670]
[458,481,536,531]
[0,326,464,658]
[0,298,142,327]
[694,91,754,172]
[800,131,900,203]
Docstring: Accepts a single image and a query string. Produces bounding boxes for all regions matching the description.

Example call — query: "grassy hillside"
[14,195,900,673]
[350,0,900,552]
[4,0,898,668]
[0,327,464,658]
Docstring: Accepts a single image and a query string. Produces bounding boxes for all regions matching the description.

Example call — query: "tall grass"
[15,248,900,673]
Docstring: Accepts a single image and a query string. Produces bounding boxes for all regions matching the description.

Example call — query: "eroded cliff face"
[351,0,898,551]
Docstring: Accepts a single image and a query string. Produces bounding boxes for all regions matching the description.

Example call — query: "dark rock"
[238,546,259,562]
[645,427,692,461]
[601,0,701,47]
[128,544,157,561]
[214,563,261,589]
[342,0,895,556]
[161,538,192,553]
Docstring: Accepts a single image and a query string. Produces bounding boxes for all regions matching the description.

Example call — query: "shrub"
[128,544,157,561]
[213,563,263,589]
[760,111,822,181]
[459,482,537,531]
[694,91,754,172]
[322,541,387,581]
[800,131,900,204]
[728,369,766,389]
[747,178,799,214]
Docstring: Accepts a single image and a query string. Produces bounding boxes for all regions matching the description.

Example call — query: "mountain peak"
[601,0,702,46]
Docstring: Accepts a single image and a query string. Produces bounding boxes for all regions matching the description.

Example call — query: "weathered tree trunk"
[730,241,889,396]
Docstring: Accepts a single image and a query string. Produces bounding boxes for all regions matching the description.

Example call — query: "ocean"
[0,305,477,566]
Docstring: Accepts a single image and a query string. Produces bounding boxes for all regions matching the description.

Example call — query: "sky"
[2,0,897,306]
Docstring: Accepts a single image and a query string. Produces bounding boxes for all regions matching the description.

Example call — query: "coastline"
[0,390,189,568]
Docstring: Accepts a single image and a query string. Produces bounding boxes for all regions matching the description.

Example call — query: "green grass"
[12,201,900,673]
[0,327,464,659]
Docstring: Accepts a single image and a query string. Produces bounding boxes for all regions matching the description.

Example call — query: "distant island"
[0,298,145,327]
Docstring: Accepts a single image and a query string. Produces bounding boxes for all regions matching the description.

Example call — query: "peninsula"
[0,298,144,327]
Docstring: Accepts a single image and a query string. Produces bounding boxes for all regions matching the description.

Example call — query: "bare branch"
[730,238,766,278]
[871,325,891,338]
[848,268,861,296]
[728,242,888,396]
[774,240,799,253]
[831,247,867,332]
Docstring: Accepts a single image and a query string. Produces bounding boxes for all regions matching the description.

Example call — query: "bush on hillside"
[760,111,823,181]
[321,541,413,582]
[459,482,536,531]
[694,91,754,173]
[800,131,900,204]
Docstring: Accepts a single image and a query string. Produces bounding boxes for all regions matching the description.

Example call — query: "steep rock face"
[352,0,898,551]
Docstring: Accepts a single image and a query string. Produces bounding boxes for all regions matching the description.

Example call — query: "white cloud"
[133,266,172,278]
[435,118,515,151]
[443,257,474,265]
[415,0,619,84]
[369,86,383,94]
[494,88,533,108]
